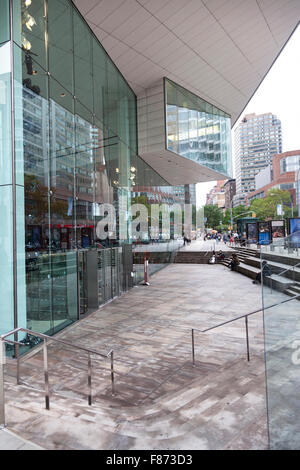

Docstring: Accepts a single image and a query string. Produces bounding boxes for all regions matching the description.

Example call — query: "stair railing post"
[88,352,92,406]
[192,329,195,366]
[43,339,50,410]
[0,339,5,428]
[245,316,250,362]
[110,351,115,396]
[16,343,20,385]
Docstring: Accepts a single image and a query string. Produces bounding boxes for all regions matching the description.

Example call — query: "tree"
[249,188,293,220]
[204,205,223,229]
[223,204,248,225]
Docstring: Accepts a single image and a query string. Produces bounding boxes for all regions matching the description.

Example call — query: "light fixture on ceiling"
[24,0,32,6]
[60,92,66,97]
[130,166,136,172]
[116,168,119,173]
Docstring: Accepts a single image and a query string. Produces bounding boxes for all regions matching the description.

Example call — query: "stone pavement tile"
[4,264,268,450]
[0,429,42,450]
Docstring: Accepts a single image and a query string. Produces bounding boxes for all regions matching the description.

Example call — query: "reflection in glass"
[9,0,195,348]
[261,235,300,449]
[165,78,232,176]
[0,0,10,45]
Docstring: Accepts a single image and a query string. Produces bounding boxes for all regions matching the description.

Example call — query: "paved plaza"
[2,263,268,450]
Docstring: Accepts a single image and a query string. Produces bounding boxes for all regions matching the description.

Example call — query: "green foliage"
[223,205,248,225]
[249,188,293,220]
[204,205,223,229]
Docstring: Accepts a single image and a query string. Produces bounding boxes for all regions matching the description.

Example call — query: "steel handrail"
[273,261,300,279]
[191,293,300,365]
[0,327,115,428]
[1,327,111,358]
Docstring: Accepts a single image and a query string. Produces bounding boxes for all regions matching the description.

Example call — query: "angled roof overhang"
[73,0,300,126]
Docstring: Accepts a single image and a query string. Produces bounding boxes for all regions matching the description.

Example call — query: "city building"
[0,0,299,345]
[234,113,282,205]
[246,150,300,206]
[223,179,236,210]
[206,180,226,206]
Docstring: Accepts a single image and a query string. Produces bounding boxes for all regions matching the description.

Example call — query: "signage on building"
[288,218,300,247]
[271,220,285,239]
[246,222,258,244]
[258,221,271,245]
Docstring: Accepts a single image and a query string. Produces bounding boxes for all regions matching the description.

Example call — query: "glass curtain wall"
[0,0,15,335]
[6,0,182,342]
[165,78,232,177]
[261,235,300,449]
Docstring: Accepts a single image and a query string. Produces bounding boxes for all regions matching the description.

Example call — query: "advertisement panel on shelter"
[258,221,271,245]
[289,218,300,246]
[246,222,258,244]
[271,220,285,240]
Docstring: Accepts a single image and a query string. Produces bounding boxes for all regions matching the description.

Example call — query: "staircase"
[220,247,298,294]
[172,251,232,264]
[4,352,267,450]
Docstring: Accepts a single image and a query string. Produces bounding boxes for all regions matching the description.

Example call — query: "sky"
[197,24,300,207]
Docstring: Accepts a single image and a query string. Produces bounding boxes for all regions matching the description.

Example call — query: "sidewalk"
[3,264,267,450]
[0,428,42,450]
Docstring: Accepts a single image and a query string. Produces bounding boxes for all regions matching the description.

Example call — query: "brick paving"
[3,264,268,450]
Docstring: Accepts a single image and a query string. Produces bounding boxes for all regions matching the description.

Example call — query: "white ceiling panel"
[73,0,300,124]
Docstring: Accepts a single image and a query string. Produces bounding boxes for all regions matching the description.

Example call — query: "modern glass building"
[0,0,232,346]
[165,78,232,177]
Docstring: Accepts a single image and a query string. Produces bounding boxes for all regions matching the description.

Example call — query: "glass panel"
[14,44,24,186]
[73,10,93,115]
[48,0,74,96]
[92,37,107,124]
[75,102,94,249]
[49,76,75,251]
[0,0,10,45]
[52,251,78,334]
[14,0,47,71]
[165,78,232,176]
[261,233,300,449]
[9,0,190,348]
[16,185,27,330]
[0,186,14,334]
[26,252,52,335]
[0,42,12,185]
[105,60,119,140]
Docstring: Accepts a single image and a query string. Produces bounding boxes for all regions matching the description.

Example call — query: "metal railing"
[268,261,300,294]
[0,327,115,428]
[275,261,300,279]
[191,293,300,366]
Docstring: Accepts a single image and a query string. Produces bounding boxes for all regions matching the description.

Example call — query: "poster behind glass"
[289,218,300,246]
[246,223,258,244]
[258,221,271,245]
[271,220,285,240]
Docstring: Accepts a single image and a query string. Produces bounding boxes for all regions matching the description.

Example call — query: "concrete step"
[283,289,300,299]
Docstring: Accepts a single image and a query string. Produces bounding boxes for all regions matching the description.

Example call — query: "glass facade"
[261,235,300,449]
[280,155,300,174]
[0,0,193,345]
[165,78,232,177]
